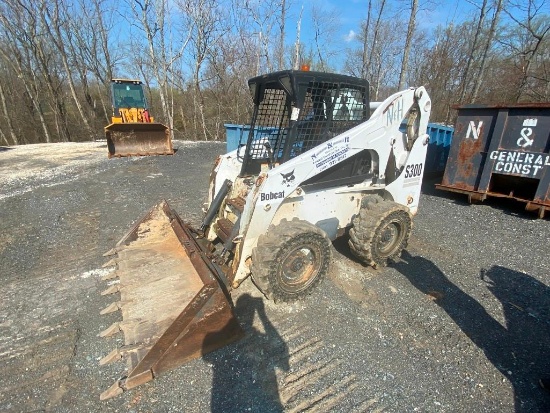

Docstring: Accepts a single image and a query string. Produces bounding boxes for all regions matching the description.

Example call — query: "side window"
[244,88,290,160]
[333,88,365,121]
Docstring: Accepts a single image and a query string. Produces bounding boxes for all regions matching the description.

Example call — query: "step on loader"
[105,79,173,158]
[99,70,432,399]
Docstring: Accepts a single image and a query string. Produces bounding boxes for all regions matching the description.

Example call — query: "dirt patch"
[0,141,109,200]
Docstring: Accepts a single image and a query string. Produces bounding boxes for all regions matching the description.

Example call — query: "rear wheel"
[349,196,412,268]
[252,218,332,302]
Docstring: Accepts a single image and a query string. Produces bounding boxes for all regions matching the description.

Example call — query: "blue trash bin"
[224,124,279,153]
[425,123,454,175]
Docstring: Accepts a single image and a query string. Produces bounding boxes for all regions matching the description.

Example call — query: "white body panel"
[209,87,432,286]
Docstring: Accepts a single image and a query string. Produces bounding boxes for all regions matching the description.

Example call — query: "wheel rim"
[376,219,404,257]
[278,244,321,293]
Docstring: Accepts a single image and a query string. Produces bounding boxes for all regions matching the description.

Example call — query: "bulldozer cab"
[239,70,370,176]
[111,79,148,111]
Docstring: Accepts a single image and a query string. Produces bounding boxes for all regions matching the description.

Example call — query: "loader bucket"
[104,122,174,158]
[99,200,243,400]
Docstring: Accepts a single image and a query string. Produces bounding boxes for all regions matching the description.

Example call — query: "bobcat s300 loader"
[99,70,431,399]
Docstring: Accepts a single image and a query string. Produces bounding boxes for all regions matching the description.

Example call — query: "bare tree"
[0,0,54,143]
[240,0,288,75]
[293,5,304,69]
[71,0,119,124]
[412,22,473,122]
[310,3,341,71]
[40,0,96,140]
[398,0,419,90]
[180,0,228,140]
[276,0,291,70]
[471,0,504,101]
[353,0,406,99]
[0,68,18,145]
[366,0,387,88]
[502,0,550,101]
[129,0,190,136]
[361,0,373,79]
[458,0,489,102]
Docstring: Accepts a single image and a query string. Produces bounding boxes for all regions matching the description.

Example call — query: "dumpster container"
[436,104,550,218]
[225,124,252,153]
[225,124,279,153]
[425,123,454,175]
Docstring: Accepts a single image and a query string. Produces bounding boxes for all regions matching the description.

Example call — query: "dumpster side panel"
[225,124,252,153]
[440,108,498,190]
[425,124,454,175]
[438,104,550,217]
[499,107,550,153]
[225,124,280,154]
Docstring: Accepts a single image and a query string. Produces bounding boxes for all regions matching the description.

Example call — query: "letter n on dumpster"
[466,121,483,140]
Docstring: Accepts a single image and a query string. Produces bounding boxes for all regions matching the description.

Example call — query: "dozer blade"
[99,200,243,400]
[105,123,174,158]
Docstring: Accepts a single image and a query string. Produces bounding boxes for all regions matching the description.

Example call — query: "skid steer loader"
[99,70,431,399]
[104,79,173,158]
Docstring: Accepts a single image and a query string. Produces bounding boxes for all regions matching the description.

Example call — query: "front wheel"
[252,218,332,302]
[349,196,412,268]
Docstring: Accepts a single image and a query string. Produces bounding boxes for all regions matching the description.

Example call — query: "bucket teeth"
[99,344,150,365]
[100,380,124,401]
[99,348,122,365]
[101,271,118,281]
[100,301,121,315]
[102,258,117,268]
[101,284,120,295]
[99,322,121,338]
[103,248,117,257]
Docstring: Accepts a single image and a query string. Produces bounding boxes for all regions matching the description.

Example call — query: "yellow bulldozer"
[105,79,173,158]
[98,70,432,399]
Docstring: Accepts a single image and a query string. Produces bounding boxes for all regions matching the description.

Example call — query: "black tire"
[251,218,332,302]
[348,196,412,268]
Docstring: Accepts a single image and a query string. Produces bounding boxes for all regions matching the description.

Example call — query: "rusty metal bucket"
[105,123,174,158]
[99,201,243,400]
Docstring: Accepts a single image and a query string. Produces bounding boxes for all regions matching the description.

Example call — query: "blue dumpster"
[225,124,279,153]
[225,124,252,153]
[425,123,454,175]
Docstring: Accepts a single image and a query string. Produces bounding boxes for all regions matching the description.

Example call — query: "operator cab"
[111,79,148,111]
[239,70,370,177]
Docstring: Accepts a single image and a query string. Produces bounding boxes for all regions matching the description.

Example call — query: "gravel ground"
[0,141,549,413]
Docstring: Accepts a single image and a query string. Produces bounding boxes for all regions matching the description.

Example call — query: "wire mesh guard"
[295,82,366,154]
[242,81,367,163]
[242,88,289,160]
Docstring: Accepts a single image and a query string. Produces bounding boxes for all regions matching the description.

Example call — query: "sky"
[271,0,488,70]
[113,0,543,77]
[285,0,480,50]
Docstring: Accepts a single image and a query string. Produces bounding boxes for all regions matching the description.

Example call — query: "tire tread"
[252,218,332,301]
